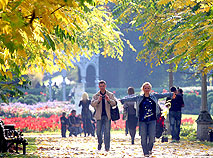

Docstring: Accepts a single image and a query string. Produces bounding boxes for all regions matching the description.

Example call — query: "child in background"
[60,112,68,137]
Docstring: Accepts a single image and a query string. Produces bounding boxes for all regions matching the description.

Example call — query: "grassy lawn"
[182,114,199,120]
[24,131,61,136]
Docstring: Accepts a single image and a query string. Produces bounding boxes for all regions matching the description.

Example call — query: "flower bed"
[0,101,74,118]
[0,102,196,132]
[3,115,60,132]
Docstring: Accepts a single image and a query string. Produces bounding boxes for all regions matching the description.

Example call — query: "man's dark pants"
[96,115,111,150]
[69,126,77,136]
[169,111,181,141]
[61,125,66,137]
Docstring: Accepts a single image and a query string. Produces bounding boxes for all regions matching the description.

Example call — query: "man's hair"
[127,87,135,95]
[178,88,183,94]
[71,110,76,113]
[99,80,106,85]
[170,86,177,92]
[62,112,66,115]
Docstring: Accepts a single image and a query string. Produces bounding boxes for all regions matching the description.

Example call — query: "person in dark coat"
[123,87,138,144]
[60,112,68,138]
[79,92,93,137]
[68,110,78,137]
[76,114,83,136]
[89,110,96,137]
[169,86,184,143]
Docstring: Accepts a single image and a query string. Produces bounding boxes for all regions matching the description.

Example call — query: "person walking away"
[169,86,184,143]
[123,87,138,144]
[79,92,93,137]
[120,82,175,157]
[91,80,117,151]
[60,112,68,138]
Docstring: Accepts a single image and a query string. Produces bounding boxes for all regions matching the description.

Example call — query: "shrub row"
[9,87,213,115]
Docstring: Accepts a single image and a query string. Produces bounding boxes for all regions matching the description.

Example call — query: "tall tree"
[113,0,213,140]
[113,0,212,74]
[0,0,135,102]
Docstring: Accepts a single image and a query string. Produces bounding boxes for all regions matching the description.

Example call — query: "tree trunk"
[196,74,213,141]
[166,63,173,135]
[169,63,173,89]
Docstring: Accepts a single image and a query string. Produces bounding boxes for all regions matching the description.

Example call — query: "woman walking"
[79,92,94,137]
[123,87,138,144]
[120,82,175,157]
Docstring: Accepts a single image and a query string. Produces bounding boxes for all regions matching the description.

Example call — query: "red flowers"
[162,89,168,93]
[40,92,47,96]
[181,118,194,125]
[2,114,195,132]
[3,115,60,132]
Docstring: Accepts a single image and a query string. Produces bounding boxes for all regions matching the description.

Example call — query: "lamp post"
[196,74,213,141]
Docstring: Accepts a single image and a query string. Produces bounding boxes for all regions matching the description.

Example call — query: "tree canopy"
[0,0,136,102]
[114,0,212,75]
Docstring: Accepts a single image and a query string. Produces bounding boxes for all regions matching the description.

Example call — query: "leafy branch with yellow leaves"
[0,0,132,102]
[114,0,212,75]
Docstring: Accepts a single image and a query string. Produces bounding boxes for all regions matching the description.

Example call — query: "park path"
[25,134,213,157]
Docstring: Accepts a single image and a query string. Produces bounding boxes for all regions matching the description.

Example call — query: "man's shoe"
[144,154,149,157]
[131,140,134,145]
[149,151,152,155]
[98,144,102,150]
[170,140,176,143]
[105,149,109,152]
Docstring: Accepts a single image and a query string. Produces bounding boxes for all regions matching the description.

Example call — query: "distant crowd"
[60,92,95,137]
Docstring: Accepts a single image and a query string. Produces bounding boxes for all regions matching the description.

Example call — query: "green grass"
[23,130,60,136]
[182,114,199,120]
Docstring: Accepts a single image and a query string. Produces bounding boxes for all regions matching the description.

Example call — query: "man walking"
[91,80,117,151]
[169,86,185,143]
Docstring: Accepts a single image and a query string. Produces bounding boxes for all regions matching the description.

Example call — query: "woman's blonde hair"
[140,82,152,94]
[81,92,89,100]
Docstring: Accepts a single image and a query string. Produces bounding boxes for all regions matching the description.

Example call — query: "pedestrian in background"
[79,92,93,137]
[60,112,68,138]
[122,87,138,144]
[169,86,184,143]
[68,110,78,137]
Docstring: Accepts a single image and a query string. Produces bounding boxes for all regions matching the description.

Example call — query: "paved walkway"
[25,133,213,157]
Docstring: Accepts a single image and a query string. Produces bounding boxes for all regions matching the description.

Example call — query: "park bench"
[0,120,28,155]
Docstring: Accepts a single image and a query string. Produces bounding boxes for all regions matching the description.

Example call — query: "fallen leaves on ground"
[30,134,213,157]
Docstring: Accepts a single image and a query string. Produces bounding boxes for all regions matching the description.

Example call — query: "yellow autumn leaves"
[0,0,126,80]
[116,0,212,74]
[29,133,213,157]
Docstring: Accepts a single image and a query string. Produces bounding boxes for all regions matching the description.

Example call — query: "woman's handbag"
[111,106,120,121]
